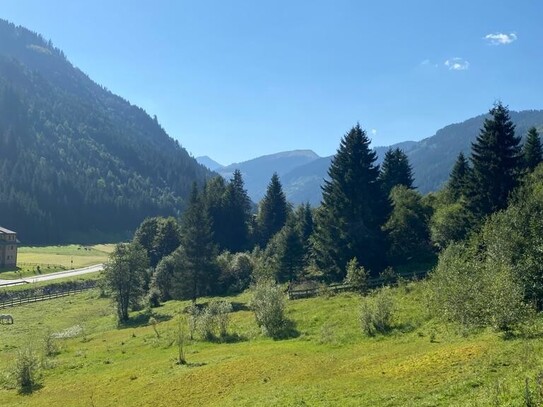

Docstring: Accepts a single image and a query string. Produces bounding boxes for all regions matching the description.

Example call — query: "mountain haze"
[196,156,223,171]
[216,150,319,202]
[215,111,543,205]
[0,20,211,244]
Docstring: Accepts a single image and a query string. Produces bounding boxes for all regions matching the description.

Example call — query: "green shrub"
[186,304,200,340]
[43,329,59,357]
[359,287,395,336]
[428,243,532,331]
[13,346,40,393]
[209,300,233,337]
[345,258,368,294]
[195,300,233,340]
[249,280,286,338]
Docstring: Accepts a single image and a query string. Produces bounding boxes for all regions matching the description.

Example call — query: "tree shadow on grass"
[118,312,172,329]
[181,301,250,314]
[19,383,43,396]
[230,302,250,312]
[394,322,420,335]
[272,319,300,340]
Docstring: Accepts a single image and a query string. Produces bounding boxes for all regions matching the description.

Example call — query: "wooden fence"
[288,270,429,300]
[0,283,98,309]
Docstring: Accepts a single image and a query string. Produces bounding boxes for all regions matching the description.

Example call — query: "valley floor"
[0,283,541,406]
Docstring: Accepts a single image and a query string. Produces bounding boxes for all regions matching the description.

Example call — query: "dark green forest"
[0,19,211,243]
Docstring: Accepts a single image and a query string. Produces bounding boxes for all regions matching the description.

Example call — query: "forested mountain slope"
[216,150,319,202]
[408,110,543,193]
[267,112,543,204]
[0,20,211,244]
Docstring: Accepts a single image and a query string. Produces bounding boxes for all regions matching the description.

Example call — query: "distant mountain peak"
[196,156,223,171]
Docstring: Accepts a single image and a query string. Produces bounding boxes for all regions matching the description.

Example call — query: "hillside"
[0,20,211,244]
[1,284,541,406]
[409,110,543,193]
[224,112,543,205]
[216,150,319,202]
[196,156,224,171]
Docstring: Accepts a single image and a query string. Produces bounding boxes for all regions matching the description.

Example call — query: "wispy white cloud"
[444,58,470,71]
[484,32,517,45]
[420,59,438,68]
[371,129,377,137]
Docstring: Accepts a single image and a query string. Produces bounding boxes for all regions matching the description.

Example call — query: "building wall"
[0,232,17,268]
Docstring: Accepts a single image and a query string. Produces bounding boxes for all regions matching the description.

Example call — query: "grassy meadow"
[1,282,542,406]
[0,244,115,279]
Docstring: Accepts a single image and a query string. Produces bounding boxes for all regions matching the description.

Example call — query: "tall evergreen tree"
[447,152,472,202]
[523,127,542,171]
[294,202,314,265]
[469,102,522,218]
[257,173,288,247]
[379,148,414,196]
[313,124,388,280]
[202,176,228,249]
[221,170,252,252]
[276,221,305,283]
[177,183,218,301]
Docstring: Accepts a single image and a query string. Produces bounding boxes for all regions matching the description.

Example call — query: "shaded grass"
[0,283,542,406]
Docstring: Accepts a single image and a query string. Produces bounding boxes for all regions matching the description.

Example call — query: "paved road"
[0,264,104,287]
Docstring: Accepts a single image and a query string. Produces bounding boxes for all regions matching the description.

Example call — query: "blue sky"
[3,0,543,164]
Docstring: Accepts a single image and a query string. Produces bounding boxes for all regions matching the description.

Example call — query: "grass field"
[0,244,115,279]
[1,281,542,406]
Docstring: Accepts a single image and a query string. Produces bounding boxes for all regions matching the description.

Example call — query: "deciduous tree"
[103,242,149,322]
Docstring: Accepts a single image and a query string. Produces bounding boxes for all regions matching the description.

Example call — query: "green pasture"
[0,244,114,279]
[1,282,542,406]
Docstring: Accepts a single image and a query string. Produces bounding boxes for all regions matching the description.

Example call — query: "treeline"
[103,102,543,322]
[0,20,211,243]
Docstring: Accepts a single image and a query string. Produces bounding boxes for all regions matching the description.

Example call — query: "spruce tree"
[221,170,252,252]
[202,176,228,249]
[379,148,414,196]
[447,152,471,201]
[523,127,542,171]
[177,183,218,301]
[469,102,522,218]
[295,202,314,265]
[313,124,388,280]
[257,173,288,246]
[276,221,305,283]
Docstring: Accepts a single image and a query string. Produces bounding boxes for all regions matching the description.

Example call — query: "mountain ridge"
[209,110,543,204]
[0,19,212,243]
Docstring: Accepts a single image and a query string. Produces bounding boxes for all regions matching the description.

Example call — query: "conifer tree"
[176,183,218,301]
[523,127,542,171]
[469,102,522,218]
[379,148,414,196]
[221,170,252,252]
[257,173,288,246]
[447,152,471,201]
[295,203,314,264]
[313,124,388,280]
[276,221,305,283]
[202,176,227,248]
